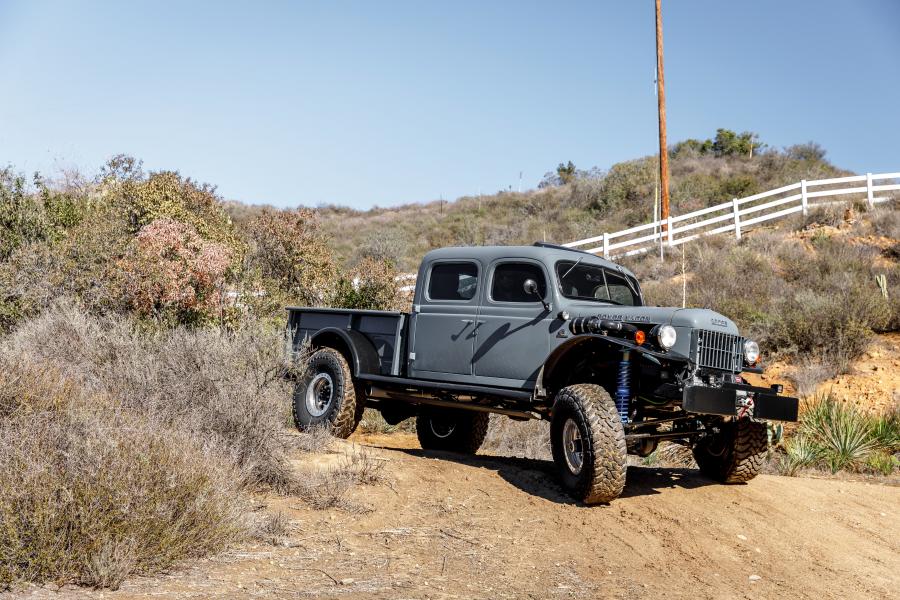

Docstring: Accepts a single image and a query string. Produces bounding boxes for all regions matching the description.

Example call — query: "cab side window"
[491,263,546,303]
[428,262,478,301]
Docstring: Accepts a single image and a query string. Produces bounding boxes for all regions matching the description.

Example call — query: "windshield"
[555,260,641,306]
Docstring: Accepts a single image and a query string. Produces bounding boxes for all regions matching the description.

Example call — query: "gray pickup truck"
[287,243,798,503]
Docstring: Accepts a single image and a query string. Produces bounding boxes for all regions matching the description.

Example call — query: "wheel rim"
[562,418,584,475]
[305,372,334,417]
[430,419,456,439]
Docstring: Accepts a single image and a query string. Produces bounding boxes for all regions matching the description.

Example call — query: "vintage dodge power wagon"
[287,243,798,503]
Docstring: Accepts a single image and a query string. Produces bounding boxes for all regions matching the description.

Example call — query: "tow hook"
[735,391,755,419]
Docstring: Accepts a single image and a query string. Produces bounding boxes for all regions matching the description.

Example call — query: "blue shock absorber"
[614,351,631,423]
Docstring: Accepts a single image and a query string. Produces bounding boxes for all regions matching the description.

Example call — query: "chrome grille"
[692,329,743,372]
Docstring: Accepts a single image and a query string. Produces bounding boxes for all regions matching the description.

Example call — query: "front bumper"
[683,382,799,422]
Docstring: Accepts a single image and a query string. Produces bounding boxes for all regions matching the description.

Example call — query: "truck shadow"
[384,447,718,504]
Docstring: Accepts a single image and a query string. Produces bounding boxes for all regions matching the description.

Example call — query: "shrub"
[2,304,297,491]
[102,161,238,252]
[117,218,233,326]
[0,360,246,590]
[331,257,403,311]
[244,208,336,307]
[0,169,49,261]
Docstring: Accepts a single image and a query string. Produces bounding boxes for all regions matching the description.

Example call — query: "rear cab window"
[427,262,479,301]
[556,260,641,306]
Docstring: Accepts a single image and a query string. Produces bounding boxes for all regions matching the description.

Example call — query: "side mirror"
[523,279,550,311]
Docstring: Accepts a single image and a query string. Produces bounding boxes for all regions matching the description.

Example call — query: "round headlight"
[743,339,760,365]
[657,325,677,350]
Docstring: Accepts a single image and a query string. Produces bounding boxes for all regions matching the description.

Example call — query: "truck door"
[408,260,480,379]
[472,260,552,387]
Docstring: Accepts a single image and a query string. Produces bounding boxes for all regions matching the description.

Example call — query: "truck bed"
[286,307,408,376]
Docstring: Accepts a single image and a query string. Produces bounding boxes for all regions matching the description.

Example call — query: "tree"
[557,161,577,185]
[711,129,761,158]
[671,130,763,158]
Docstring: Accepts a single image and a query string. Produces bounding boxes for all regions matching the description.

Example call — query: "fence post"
[602,232,609,259]
[866,172,874,208]
[800,179,808,216]
[666,216,674,247]
[732,198,742,240]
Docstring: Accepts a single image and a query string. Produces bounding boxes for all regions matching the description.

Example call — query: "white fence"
[564,171,900,259]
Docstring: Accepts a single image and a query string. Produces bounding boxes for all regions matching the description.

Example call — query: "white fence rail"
[563,171,899,259]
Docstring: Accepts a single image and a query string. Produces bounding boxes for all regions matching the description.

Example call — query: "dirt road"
[19,432,900,600]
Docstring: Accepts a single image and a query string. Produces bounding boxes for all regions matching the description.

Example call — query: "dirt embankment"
[19,431,899,600]
[743,332,900,415]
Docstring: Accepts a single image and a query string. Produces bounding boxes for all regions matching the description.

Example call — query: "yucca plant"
[782,435,821,476]
[869,408,900,453]
[800,394,877,473]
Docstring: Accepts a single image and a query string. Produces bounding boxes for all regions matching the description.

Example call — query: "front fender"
[537,334,688,396]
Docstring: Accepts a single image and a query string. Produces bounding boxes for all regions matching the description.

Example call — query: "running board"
[358,373,534,401]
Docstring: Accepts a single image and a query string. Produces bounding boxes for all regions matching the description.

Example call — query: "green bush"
[0,169,49,261]
[331,257,403,311]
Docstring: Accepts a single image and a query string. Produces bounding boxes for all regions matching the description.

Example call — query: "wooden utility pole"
[655,0,670,229]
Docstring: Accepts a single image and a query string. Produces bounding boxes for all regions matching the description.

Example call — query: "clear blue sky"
[1,0,898,209]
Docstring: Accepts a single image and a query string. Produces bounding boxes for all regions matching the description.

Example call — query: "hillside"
[306,137,850,270]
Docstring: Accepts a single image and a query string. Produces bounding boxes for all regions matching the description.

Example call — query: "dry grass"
[2,302,297,491]
[0,360,247,590]
[294,447,387,511]
[0,303,302,589]
[483,416,551,460]
[641,443,697,468]
[253,511,291,546]
[358,408,416,434]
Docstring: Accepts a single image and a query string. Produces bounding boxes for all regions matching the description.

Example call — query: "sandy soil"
[16,430,899,600]
[743,333,900,415]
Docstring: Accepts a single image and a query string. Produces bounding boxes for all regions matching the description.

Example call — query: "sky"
[1,0,898,209]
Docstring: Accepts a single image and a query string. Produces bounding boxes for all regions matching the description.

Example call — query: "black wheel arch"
[309,327,381,377]
[538,334,685,398]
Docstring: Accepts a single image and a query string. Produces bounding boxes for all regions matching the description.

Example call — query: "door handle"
[461,319,474,324]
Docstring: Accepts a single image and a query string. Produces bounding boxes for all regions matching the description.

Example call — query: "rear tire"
[415,409,489,454]
[693,417,768,483]
[292,348,358,439]
[550,384,627,504]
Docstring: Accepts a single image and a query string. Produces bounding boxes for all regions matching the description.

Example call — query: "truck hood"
[562,303,740,335]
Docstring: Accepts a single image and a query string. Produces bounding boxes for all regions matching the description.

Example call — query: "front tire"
[292,348,359,439]
[693,417,768,483]
[550,384,627,504]
[415,409,489,454]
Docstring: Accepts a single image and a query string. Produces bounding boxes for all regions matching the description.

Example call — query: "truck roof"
[421,242,638,280]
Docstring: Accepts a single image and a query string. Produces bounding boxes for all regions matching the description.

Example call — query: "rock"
[737,534,747,541]
[340,578,355,585]
[749,575,762,582]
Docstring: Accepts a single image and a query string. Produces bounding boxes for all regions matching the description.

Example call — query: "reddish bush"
[118,218,232,324]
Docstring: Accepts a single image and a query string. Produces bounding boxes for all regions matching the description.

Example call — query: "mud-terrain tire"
[351,380,367,433]
[292,348,358,439]
[693,417,768,483]
[550,384,627,504]
[415,409,490,454]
